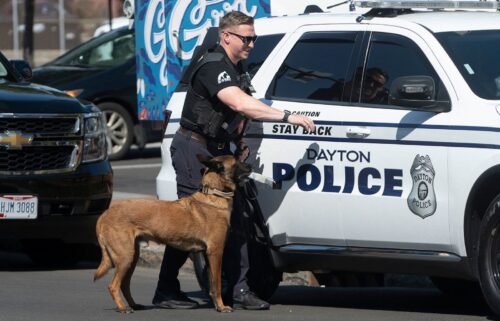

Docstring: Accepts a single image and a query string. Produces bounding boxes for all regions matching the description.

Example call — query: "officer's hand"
[288,114,315,132]
[235,140,250,162]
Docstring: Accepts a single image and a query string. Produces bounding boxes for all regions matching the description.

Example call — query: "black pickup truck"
[0,51,113,265]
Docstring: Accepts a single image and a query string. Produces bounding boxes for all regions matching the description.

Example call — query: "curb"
[138,242,434,288]
[138,242,316,285]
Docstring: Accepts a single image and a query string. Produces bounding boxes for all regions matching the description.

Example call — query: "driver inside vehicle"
[360,67,389,104]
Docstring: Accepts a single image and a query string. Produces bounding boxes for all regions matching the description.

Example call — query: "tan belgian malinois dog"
[93,154,252,313]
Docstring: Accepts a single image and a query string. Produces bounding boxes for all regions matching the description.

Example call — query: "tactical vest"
[179,50,251,141]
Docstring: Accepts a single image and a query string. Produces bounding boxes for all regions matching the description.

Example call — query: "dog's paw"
[217,305,233,313]
[118,307,134,314]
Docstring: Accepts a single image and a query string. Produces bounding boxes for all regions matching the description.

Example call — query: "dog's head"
[197,154,252,191]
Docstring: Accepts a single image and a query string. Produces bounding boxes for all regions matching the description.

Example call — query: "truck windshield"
[436,30,500,100]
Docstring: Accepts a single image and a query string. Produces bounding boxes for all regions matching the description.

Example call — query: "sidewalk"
[137,241,319,286]
[137,241,434,288]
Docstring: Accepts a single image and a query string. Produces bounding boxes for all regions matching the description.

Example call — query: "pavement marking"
[111,163,162,170]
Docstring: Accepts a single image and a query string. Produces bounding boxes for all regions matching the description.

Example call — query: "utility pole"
[23,0,34,65]
[108,0,113,31]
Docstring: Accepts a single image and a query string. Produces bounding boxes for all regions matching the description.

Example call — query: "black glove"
[234,140,250,162]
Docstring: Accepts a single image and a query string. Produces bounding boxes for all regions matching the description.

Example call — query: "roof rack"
[354,0,500,10]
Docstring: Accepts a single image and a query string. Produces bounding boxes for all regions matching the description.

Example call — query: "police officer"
[152,11,315,310]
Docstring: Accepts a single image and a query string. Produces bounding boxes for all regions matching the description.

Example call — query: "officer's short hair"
[219,11,254,30]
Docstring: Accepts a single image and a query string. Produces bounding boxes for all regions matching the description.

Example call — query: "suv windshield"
[436,30,500,100]
[51,30,134,68]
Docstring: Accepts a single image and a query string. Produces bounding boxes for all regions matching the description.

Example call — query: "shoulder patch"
[217,71,231,84]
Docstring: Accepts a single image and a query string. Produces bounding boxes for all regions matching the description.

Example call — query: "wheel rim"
[489,225,500,289]
[104,110,129,155]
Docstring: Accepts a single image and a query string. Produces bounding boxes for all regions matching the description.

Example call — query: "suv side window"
[267,32,359,103]
[354,32,449,107]
[245,34,284,79]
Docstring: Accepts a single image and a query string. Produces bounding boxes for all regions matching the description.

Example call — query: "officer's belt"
[178,127,227,149]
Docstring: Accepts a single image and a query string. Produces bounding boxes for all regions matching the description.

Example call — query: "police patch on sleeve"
[407,154,436,219]
[217,71,231,84]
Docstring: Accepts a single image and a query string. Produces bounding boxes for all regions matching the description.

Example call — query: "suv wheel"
[478,194,500,315]
[98,102,134,160]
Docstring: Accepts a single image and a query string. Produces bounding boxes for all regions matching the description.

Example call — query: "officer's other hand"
[235,140,250,162]
[288,114,315,132]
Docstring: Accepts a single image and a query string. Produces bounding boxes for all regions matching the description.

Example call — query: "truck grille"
[0,118,78,134]
[0,115,82,174]
[0,145,77,172]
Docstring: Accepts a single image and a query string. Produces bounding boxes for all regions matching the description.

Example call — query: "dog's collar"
[201,185,234,199]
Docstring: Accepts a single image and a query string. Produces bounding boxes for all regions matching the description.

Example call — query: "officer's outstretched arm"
[218,86,315,132]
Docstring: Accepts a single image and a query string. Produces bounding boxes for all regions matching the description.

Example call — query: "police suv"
[157,1,500,314]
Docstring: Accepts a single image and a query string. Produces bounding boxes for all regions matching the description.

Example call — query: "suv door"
[247,24,365,248]
[339,26,454,251]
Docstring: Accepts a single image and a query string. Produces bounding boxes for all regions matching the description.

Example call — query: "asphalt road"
[111,144,163,199]
[0,250,493,321]
[0,145,496,320]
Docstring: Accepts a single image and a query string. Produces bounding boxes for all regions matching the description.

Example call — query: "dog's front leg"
[206,250,233,313]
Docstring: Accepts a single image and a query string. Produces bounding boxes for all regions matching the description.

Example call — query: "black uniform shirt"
[192,46,243,101]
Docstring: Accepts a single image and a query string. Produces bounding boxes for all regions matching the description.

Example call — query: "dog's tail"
[93,221,113,281]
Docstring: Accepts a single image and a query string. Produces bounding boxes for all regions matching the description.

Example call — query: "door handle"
[346,127,371,138]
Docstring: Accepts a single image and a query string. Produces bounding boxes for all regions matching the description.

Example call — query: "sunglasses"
[227,31,258,45]
[366,75,385,87]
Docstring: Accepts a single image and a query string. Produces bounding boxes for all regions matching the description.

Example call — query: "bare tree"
[23,0,34,65]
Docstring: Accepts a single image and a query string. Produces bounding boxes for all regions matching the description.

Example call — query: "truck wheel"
[98,102,134,161]
[478,194,500,315]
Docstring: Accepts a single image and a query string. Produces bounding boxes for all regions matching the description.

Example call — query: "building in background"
[0,0,124,66]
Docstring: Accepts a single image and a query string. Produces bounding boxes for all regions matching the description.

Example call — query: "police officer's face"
[223,24,256,62]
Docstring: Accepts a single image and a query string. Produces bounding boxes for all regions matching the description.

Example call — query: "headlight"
[82,109,107,163]
[64,89,83,97]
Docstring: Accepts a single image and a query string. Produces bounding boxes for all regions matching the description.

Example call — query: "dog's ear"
[196,154,224,172]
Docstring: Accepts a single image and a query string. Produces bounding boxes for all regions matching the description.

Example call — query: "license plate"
[0,195,38,219]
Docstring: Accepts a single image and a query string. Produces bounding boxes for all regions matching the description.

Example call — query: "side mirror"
[389,75,450,112]
[10,60,33,82]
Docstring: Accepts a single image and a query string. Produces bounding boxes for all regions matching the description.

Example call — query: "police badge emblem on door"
[407,154,437,218]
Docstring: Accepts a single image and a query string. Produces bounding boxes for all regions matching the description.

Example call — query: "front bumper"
[0,160,113,243]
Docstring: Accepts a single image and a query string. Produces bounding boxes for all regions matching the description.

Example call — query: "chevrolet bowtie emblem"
[0,131,34,150]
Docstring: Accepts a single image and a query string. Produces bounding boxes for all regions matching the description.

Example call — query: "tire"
[98,102,134,161]
[478,194,500,316]
[431,276,481,296]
